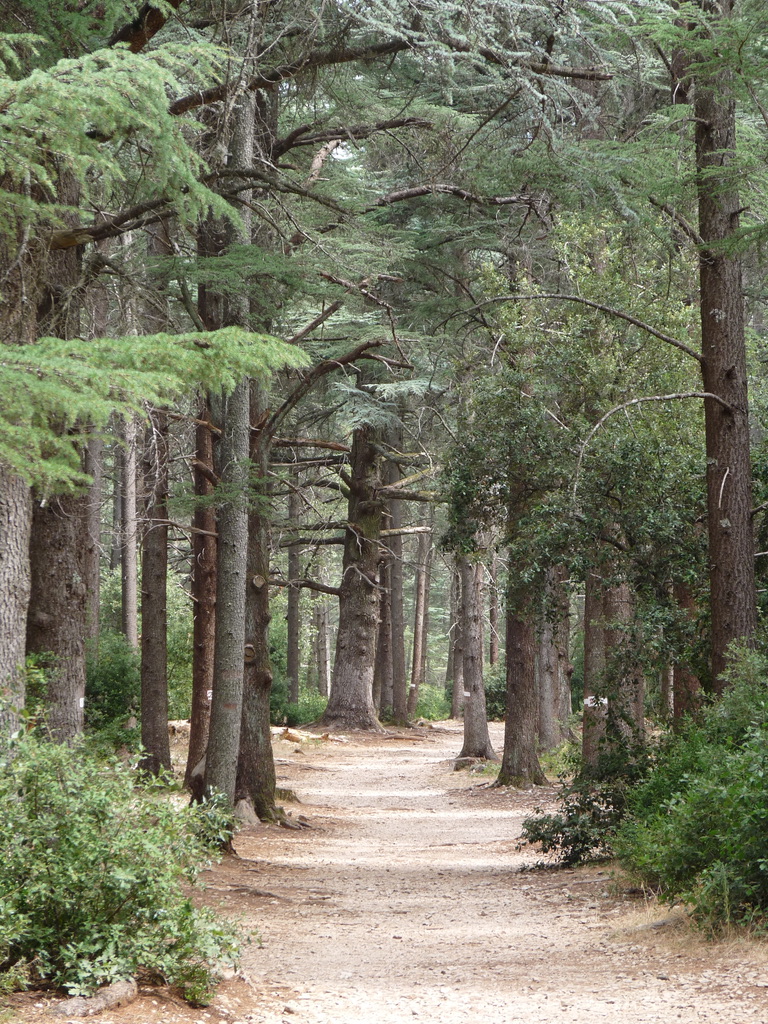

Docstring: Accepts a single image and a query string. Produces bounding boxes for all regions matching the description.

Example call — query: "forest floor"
[6,721,768,1024]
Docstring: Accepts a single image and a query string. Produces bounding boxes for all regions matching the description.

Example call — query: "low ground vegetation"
[0,735,238,1002]
[523,647,768,932]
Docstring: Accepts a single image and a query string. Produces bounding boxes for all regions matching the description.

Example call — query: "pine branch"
[264,339,383,438]
[169,39,410,116]
[107,1,186,53]
[273,437,351,452]
[369,185,539,211]
[274,118,433,157]
[269,577,342,597]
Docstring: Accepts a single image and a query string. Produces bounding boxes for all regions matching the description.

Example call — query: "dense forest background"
[4,0,768,1000]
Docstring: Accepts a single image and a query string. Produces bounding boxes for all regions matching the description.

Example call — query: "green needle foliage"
[0,735,239,1001]
[0,328,307,490]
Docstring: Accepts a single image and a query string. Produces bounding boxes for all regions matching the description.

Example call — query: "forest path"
[211,722,768,1024]
[9,722,768,1024]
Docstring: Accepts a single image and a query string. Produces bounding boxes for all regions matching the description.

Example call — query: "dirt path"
[8,723,768,1023]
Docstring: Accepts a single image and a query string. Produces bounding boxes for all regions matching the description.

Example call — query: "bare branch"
[286,300,344,345]
[169,40,410,116]
[573,391,732,502]
[108,1,185,52]
[369,184,539,211]
[275,118,432,158]
[273,437,351,453]
[264,339,383,438]
[269,576,341,596]
[648,195,704,247]
[469,293,704,365]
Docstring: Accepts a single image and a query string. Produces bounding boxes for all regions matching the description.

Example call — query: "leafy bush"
[616,646,768,929]
[520,776,627,865]
[414,684,451,721]
[0,736,238,1001]
[483,662,507,721]
[85,630,140,729]
[283,687,328,727]
[520,742,648,865]
[95,569,194,722]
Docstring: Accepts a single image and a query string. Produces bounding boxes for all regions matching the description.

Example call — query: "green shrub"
[85,630,140,729]
[283,687,328,727]
[520,741,648,866]
[0,736,238,1001]
[483,662,506,721]
[414,684,451,721]
[616,646,768,929]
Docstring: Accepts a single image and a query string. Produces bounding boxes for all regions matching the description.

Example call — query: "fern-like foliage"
[0,328,307,490]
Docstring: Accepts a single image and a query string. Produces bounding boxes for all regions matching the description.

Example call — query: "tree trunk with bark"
[447,561,465,719]
[496,592,545,787]
[488,551,500,666]
[26,495,89,742]
[320,427,384,732]
[603,581,645,753]
[673,582,702,725]
[140,409,172,776]
[236,383,277,821]
[204,378,250,805]
[185,410,217,787]
[457,556,495,760]
[373,560,393,715]
[537,567,572,750]
[121,417,140,651]
[0,469,32,738]
[83,438,103,649]
[582,568,607,772]
[389,520,408,725]
[693,0,756,687]
[408,525,432,716]
[286,487,302,705]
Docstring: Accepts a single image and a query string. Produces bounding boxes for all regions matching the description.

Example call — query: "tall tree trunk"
[205,378,250,805]
[317,600,331,698]
[236,386,278,821]
[582,568,607,772]
[603,581,645,752]
[385,448,408,726]
[488,551,500,666]
[26,187,90,744]
[0,469,32,738]
[693,0,756,687]
[497,591,545,787]
[537,567,572,750]
[373,559,392,714]
[286,487,302,705]
[83,437,103,650]
[204,88,256,809]
[457,556,495,760]
[408,525,432,716]
[320,427,384,732]
[26,495,89,742]
[185,410,217,787]
[110,445,123,572]
[448,561,465,719]
[444,561,456,689]
[673,582,702,725]
[121,416,140,650]
[140,410,171,775]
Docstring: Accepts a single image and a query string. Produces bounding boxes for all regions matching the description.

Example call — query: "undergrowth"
[0,735,239,1002]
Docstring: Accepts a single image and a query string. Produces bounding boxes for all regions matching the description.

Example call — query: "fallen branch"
[50,979,138,1017]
